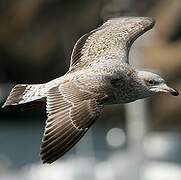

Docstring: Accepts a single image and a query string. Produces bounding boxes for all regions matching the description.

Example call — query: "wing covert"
[69,17,155,72]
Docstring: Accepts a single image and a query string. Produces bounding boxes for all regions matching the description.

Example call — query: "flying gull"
[2,17,179,163]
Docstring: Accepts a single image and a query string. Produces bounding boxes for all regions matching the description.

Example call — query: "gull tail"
[2,84,46,108]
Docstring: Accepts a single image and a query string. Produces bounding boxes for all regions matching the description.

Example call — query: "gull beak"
[159,84,179,96]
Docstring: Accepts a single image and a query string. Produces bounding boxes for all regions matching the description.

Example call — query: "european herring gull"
[2,17,179,163]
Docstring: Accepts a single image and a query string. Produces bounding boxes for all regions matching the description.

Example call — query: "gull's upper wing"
[69,17,155,72]
[40,81,107,163]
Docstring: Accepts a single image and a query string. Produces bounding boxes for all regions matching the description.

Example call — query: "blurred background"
[0,0,180,180]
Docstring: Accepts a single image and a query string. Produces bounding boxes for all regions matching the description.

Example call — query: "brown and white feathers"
[3,17,158,164]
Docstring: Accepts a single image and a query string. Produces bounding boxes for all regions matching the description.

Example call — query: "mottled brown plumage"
[2,17,179,163]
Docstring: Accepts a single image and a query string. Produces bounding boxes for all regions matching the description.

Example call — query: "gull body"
[3,17,179,163]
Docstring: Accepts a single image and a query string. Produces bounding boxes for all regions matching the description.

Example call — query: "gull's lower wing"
[40,81,105,163]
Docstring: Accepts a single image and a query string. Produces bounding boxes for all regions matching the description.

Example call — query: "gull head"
[137,71,179,98]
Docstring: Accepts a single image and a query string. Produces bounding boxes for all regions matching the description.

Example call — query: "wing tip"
[144,17,155,28]
[40,151,54,164]
[41,158,53,164]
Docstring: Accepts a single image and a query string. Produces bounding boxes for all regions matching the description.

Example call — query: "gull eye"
[148,80,154,85]
[145,79,156,86]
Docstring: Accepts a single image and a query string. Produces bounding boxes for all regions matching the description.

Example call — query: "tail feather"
[2,84,45,108]
[2,84,28,107]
